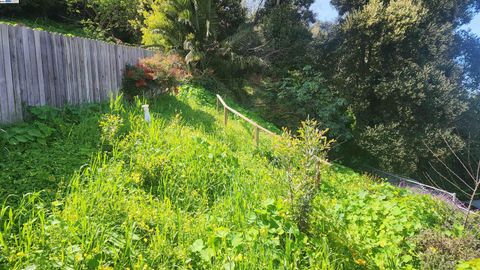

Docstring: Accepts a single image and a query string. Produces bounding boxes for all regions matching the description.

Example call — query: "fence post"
[216,97,220,112]
[254,127,259,147]
[224,106,228,127]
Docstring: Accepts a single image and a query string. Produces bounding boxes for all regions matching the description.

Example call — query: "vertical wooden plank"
[106,44,115,97]
[56,34,67,105]
[117,46,124,91]
[105,43,111,99]
[104,43,112,97]
[89,40,99,103]
[49,33,59,106]
[26,28,40,106]
[93,41,100,101]
[0,25,8,122]
[114,45,120,90]
[126,47,131,65]
[34,31,46,105]
[87,39,95,103]
[8,25,23,121]
[40,31,51,105]
[62,36,73,104]
[15,27,27,105]
[38,31,51,105]
[98,42,106,101]
[110,45,118,95]
[74,38,81,103]
[82,39,92,103]
[68,38,76,104]
[72,38,81,104]
[106,44,113,95]
[78,37,86,103]
[21,27,35,106]
[109,45,118,96]
[1,24,16,122]
[49,32,60,106]
[43,31,56,106]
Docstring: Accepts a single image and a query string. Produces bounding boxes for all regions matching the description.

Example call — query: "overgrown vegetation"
[0,86,478,269]
[2,0,480,267]
[3,0,480,195]
[0,104,105,205]
[122,53,191,99]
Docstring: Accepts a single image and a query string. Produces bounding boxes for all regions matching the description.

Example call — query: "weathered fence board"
[0,23,154,123]
[2,25,15,122]
[0,26,8,122]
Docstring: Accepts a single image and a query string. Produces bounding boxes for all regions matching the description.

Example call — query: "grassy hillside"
[0,85,477,269]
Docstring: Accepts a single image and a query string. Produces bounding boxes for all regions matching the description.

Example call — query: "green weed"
[0,85,470,269]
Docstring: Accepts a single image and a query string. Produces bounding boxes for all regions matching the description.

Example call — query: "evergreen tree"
[253,0,314,72]
[321,0,479,173]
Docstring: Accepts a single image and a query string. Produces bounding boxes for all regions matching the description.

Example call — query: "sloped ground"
[0,85,476,269]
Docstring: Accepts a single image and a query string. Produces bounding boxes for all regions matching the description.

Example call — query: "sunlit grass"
[0,85,470,269]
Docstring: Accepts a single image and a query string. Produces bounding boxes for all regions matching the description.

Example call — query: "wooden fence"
[216,94,278,147]
[0,23,155,123]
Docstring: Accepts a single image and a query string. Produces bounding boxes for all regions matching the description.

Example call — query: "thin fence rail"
[217,94,469,211]
[216,94,277,147]
[0,23,154,123]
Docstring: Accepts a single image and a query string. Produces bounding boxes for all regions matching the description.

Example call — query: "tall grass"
[0,85,471,269]
[0,86,335,269]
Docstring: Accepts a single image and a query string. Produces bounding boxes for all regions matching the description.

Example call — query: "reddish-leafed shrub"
[122,53,190,99]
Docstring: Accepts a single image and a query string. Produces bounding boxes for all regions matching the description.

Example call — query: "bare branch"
[443,137,477,183]
[424,142,474,190]
[427,164,472,196]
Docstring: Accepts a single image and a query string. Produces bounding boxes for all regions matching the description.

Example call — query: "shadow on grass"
[0,111,101,206]
[149,95,217,133]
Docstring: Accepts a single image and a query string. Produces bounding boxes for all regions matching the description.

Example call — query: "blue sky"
[311,0,480,36]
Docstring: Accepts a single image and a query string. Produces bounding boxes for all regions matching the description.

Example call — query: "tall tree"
[252,0,314,72]
[319,0,479,173]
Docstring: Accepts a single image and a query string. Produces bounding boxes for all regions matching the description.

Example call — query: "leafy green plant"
[0,85,475,269]
[458,258,480,270]
[0,122,53,146]
[0,104,103,206]
[261,66,354,139]
[274,119,334,232]
[99,113,124,144]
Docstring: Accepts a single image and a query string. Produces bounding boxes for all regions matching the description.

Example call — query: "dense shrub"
[122,53,190,100]
[414,229,480,270]
[260,66,354,140]
[122,63,156,99]
[65,0,144,43]
[140,53,191,88]
[310,170,452,269]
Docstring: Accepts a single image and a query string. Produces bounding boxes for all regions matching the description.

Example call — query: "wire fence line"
[369,167,471,212]
[0,23,154,124]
